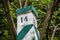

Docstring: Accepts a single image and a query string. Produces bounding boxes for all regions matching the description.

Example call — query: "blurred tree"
[0,0,60,40]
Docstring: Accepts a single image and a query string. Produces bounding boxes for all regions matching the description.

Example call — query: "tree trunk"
[24,0,28,7]
[2,0,16,40]
[51,23,60,40]
[18,0,22,8]
[40,0,58,40]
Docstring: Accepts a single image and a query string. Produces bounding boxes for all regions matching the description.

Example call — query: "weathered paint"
[16,5,38,17]
[17,24,40,40]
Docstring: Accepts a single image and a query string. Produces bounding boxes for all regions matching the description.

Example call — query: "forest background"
[0,0,60,40]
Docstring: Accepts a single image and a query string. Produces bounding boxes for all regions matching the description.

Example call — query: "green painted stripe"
[34,25,40,40]
[16,5,38,17]
[17,24,33,40]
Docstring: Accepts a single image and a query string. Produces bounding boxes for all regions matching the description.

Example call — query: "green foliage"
[0,0,60,40]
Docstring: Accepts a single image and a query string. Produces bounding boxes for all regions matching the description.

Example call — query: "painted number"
[21,16,28,23]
